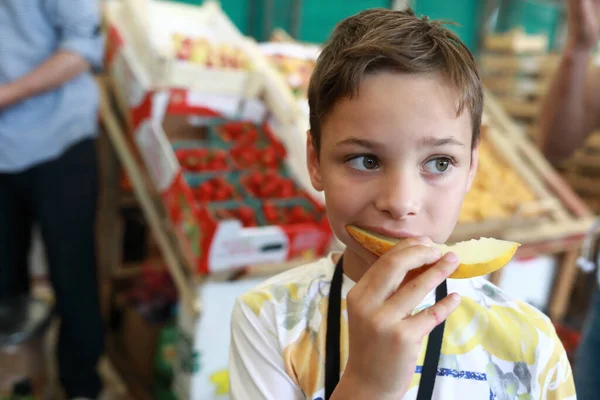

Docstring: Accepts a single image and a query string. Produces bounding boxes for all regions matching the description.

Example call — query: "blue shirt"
[0,0,104,172]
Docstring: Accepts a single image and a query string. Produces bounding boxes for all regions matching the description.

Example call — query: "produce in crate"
[213,205,258,227]
[217,121,261,144]
[176,148,230,172]
[243,170,298,199]
[262,200,324,226]
[193,176,239,202]
[460,139,536,222]
[172,33,252,70]
[267,54,315,98]
[346,225,520,279]
[259,39,320,99]
[230,145,286,169]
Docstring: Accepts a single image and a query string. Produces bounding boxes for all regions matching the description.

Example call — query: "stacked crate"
[479,28,558,141]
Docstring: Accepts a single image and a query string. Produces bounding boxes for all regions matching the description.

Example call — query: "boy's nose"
[374,170,420,220]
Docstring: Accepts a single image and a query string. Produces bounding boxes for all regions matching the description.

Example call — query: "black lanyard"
[325,256,447,400]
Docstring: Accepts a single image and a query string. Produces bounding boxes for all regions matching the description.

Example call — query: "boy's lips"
[358,225,420,240]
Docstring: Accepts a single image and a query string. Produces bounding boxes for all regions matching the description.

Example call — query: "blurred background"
[2,0,597,399]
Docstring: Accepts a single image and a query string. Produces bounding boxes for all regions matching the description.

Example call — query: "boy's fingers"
[356,241,442,306]
[381,252,459,318]
[407,293,461,340]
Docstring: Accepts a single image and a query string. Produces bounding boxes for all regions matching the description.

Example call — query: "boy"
[229,8,575,400]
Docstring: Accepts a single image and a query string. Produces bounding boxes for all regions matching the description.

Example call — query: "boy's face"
[307,72,478,268]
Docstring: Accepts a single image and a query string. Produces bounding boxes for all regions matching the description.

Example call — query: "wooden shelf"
[98,75,198,317]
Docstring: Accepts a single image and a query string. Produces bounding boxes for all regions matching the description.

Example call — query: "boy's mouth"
[359,225,420,240]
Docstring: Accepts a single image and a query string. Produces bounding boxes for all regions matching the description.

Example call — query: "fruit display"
[216,121,279,146]
[192,175,240,202]
[230,144,286,169]
[172,118,328,233]
[176,148,231,172]
[212,204,259,227]
[242,170,299,199]
[262,199,324,226]
[459,138,537,223]
[172,34,252,70]
[267,54,315,98]
[346,225,520,279]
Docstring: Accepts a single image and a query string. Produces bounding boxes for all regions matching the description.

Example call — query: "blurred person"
[538,0,600,397]
[0,1,105,399]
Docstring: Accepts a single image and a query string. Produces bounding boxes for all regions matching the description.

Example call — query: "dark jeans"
[0,138,104,398]
[575,285,600,400]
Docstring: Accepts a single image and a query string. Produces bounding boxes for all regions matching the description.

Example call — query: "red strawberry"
[238,206,254,225]
[261,181,278,198]
[264,203,278,222]
[197,184,213,201]
[279,182,295,198]
[214,187,229,201]
[291,206,306,223]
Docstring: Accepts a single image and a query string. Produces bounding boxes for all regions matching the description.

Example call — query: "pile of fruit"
[172,119,328,230]
[176,149,230,172]
[193,176,240,202]
[459,139,537,223]
[263,200,323,226]
[213,205,258,227]
[230,144,286,169]
[242,170,298,199]
[171,34,252,70]
[266,54,315,98]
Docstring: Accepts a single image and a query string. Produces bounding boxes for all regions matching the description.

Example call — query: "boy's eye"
[424,157,452,174]
[347,155,380,171]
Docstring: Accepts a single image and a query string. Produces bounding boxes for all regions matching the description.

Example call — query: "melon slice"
[346,225,520,279]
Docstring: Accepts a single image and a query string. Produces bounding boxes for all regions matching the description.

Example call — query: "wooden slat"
[497,99,540,119]
[98,77,199,317]
[485,124,563,219]
[549,249,582,321]
[479,53,558,75]
[482,76,547,98]
[484,87,593,219]
[584,131,600,150]
[484,29,548,54]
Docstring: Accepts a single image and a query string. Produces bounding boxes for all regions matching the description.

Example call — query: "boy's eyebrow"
[335,137,385,150]
[419,136,466,147]
[336,136,466,149]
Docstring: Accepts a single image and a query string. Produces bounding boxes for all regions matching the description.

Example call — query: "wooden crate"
[479,29,559,141]
[482,89,597,320]
[559,130,600,212]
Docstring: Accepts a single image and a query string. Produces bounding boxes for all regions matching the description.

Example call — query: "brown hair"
[308,8,483,152]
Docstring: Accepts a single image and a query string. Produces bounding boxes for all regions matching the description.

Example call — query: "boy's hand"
[567,0,600,53]
[334,237,460,399]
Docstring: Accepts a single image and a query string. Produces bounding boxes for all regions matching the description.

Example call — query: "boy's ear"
[466,139,479,192]
[306,130,324,192]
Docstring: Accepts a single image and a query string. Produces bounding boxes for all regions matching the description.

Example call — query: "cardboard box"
[173,277,269,400]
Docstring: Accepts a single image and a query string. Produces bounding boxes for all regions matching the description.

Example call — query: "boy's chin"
[344,242,380,266]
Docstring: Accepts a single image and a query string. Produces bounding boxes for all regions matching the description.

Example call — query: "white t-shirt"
[229,254,576,400]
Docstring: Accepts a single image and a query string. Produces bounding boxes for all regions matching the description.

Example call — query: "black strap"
[416,280,447,400]
[325,257,447,400]
[325,256,344,399]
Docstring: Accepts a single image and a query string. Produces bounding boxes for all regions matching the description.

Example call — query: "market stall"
[96,1,596,398]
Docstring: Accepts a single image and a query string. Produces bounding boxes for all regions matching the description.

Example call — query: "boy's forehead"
[321,72,471,146]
